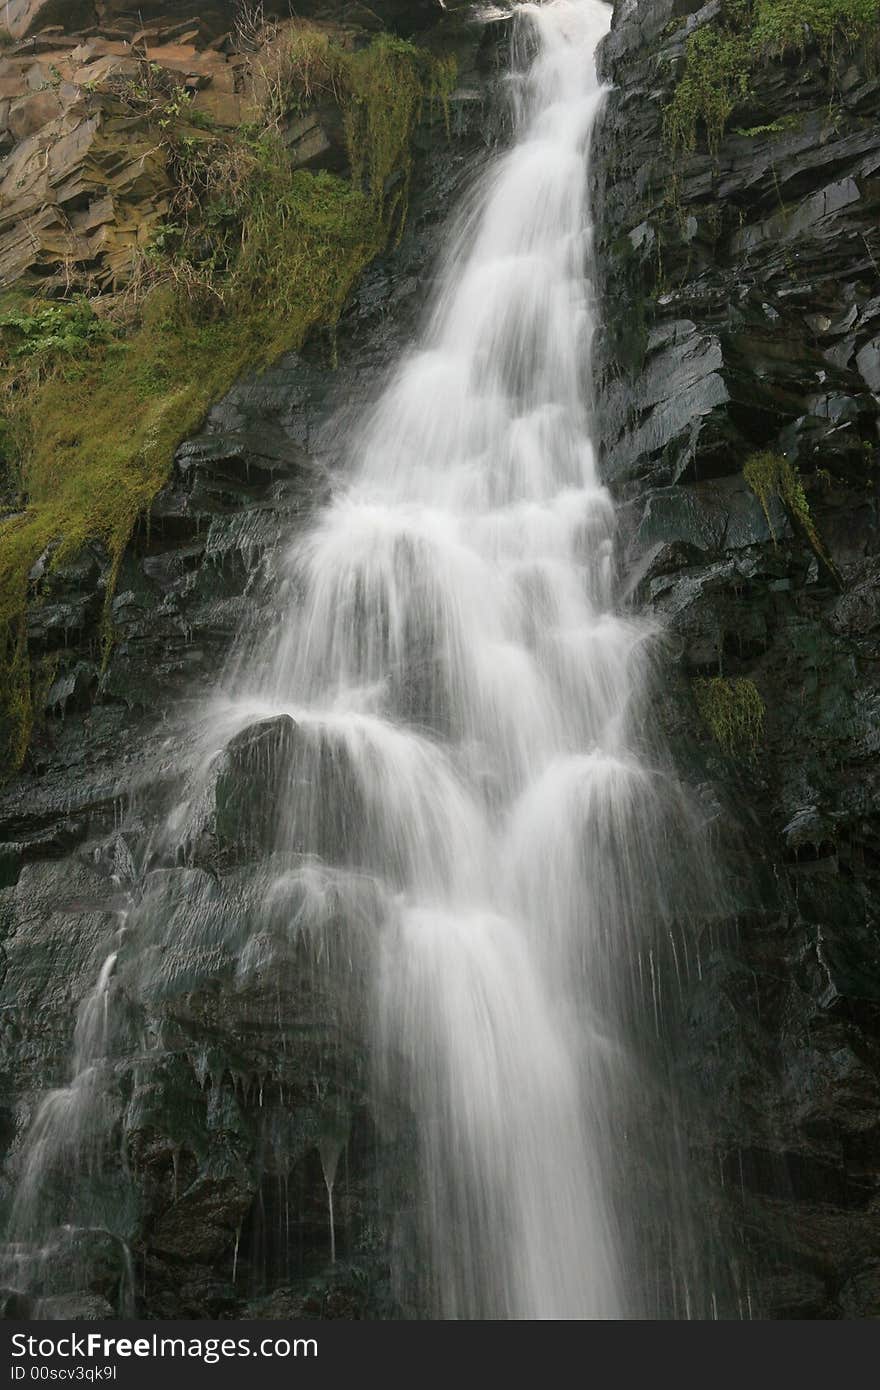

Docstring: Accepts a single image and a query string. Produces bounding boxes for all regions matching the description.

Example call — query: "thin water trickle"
[11,951,119,1238]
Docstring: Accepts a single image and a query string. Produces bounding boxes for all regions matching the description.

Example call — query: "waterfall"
[197,0,699,1318]
[5,0,731,1320]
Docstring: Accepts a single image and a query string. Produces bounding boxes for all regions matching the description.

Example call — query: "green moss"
[664,0,880,155]
[751,0,880,56]
[693,676,766,756]
[0,619,31,769]
[744,450,843,585]
[262,27,456,228]
[663,26,753,155]
[343,37,434,226]
[744,450,792,537]
[0,25,455,771]
[743,451,810,542]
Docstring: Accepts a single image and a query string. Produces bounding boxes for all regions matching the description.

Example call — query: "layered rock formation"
[0,9,275,292]
[593,0,880,1319]
[0,0,447,293]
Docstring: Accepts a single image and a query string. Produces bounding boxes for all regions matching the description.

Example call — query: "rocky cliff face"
[0,2,503,1320]
[593,0,880,1318]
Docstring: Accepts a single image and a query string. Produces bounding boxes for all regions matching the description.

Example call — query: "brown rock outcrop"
[0,13,279,292]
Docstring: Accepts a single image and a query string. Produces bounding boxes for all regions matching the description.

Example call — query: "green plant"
[744,450,813,541]
[0,299,114,364]
[732,113,804,134]
[249,26,456,217]
[693,676,766,755]
[743,451,841,582]
[663,26,752,155]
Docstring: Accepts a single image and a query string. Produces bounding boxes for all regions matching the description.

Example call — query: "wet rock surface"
[0,7,503,1320]
[593,0,880,1318]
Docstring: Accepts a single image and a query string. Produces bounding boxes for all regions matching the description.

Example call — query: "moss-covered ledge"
[663,0,880,155]
[0,19,457,769]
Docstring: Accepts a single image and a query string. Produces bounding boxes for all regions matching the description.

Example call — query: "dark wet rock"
[150,1175,251,1263]
[839,1261,880,1319]
[213,717,299,860]
[0,860,119,1092]
[629,475,784,558]
[594,0,880,1318]
[0,1289,32,1317]
[31,1228,131,1302]
[36,1294,116,1320]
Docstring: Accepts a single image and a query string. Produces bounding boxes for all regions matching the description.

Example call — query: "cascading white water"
[209,0,638,1318]
[6,0,730,1319]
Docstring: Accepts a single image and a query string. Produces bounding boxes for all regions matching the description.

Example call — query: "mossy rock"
[664,0,880,156]
[693,675,766,756]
